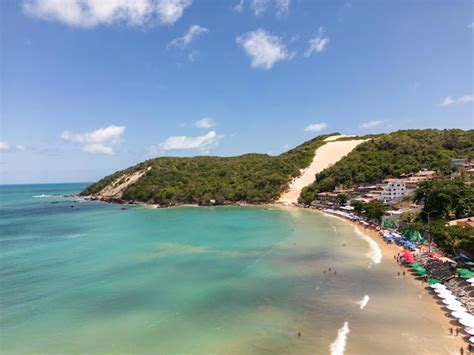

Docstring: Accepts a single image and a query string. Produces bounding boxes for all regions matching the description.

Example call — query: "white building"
[380,179,407,202]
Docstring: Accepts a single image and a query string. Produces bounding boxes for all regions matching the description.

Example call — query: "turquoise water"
[0,184,392,354]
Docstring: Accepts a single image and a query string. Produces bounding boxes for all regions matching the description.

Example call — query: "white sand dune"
[278,138,368,204]
[97,167,151,199]
[323,134,354,142]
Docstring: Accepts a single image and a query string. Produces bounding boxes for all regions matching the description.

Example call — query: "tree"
[336,193,348,205]
[351,200,365,214]
[428,220,474,254]
[364,201,387,222]
[413,178,474,221]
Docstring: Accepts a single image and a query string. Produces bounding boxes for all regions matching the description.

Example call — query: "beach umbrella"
[460,318,474,327]
[446,304,468,312]
[457,269,474,278]
[465,328,474,336]
[438,293,456,300]
[430,284,447,290]
[427,278,441,284]
[442,301,461,307]
[470,336,474,344]
[451,311,472,319]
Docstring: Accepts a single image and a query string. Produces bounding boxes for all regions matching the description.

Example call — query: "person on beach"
[403,271,405,276]
[460,347,463,355]
[334,271,336,275]
[450,327,453,335]
[329,267,331,271]
[456,328,459,336]
[397,271,400,276]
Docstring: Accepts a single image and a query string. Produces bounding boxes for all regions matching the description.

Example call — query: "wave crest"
[354,227,382,264]
[330,321,350,355]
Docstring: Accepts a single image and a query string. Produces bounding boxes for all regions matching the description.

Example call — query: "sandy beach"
[316,208,467,354]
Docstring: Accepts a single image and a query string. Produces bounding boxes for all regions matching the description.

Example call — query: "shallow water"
[0,184,456,354]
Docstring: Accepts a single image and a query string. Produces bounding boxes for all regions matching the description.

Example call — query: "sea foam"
[33,194,52,198]
[353,227,382,264]
[357,295,370,309]
[330,321,350,355]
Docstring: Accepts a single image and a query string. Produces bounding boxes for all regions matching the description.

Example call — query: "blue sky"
[1,0,473,184]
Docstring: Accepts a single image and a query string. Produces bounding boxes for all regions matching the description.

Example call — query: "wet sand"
[321,211,467,354]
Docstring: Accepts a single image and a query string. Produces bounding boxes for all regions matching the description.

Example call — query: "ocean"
[0,184,457,354]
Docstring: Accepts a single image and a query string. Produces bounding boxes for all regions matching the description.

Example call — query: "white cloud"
[170,24,208,48]
[276,0,290,15]
[236,0,290,16]
[250,0,270,16]
[233,0,244,13]
[0,141,26,152]
[304,122,327,132]
[304,27,329,57]
[193,117,214,129]
[60,125,125,154]
[359,120,383,129]
[156,0,192,24]
[440,95,474,107]
[236,29,293,69]
[22,0,192,28]
[150,131,220,153]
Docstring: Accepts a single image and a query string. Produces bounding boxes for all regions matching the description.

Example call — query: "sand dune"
[97,167,151,199]
[278,138,368,204]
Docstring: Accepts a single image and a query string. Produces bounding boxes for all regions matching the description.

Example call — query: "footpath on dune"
[278,135,368,205]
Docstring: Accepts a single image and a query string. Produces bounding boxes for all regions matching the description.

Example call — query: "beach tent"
[403,228,424,242]
[382,218,397,229]
[427,278,442,284]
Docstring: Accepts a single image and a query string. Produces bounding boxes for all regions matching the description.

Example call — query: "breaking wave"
[330,321,350,355]
[357,295,370,309]
[354,227,382,264]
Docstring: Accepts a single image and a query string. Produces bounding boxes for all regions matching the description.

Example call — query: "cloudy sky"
[1,0,473,184]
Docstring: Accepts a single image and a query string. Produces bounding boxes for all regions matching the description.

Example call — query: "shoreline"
[310,207,468,353]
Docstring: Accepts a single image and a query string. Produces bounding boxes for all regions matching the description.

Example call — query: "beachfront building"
[447,217,474,230]
[380,179,407,202]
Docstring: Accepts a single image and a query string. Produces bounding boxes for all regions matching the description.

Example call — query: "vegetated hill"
[80,134,334,205]
[299,129,474,204]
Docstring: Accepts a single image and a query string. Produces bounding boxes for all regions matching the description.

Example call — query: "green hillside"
[82,129,473,206]
[299,129,474,204]
[80,133,332,205]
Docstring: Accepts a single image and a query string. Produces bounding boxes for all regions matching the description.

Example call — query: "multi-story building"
[380,179,406,202]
